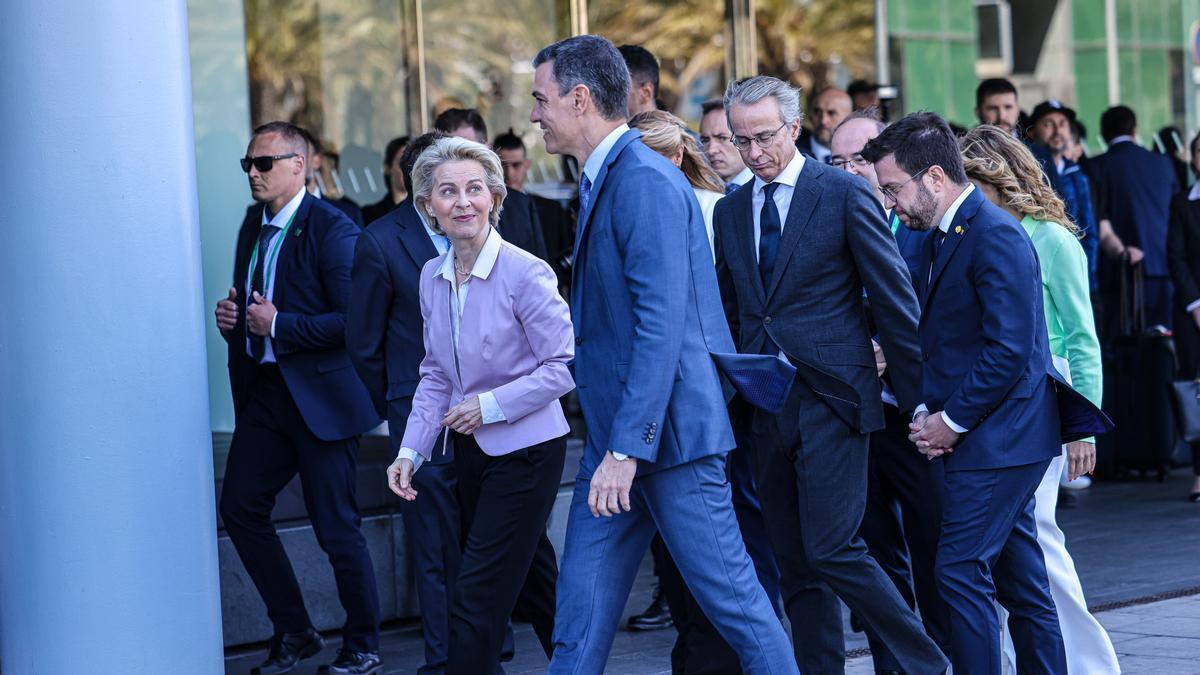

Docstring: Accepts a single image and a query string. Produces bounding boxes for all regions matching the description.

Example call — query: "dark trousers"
[752,386,946,675]
[859,405,951,671]
[660,427,782,675]
[445,432,563,675]
[937,460,1066,675]
[219,365,381,652]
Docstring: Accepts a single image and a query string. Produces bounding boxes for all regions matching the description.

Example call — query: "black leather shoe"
[626,585,673,631]
[251,628,325,674]
[317,649,382,675]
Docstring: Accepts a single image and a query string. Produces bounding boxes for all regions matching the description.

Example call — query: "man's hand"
[909,410,959,459]
[386,457,418,501]
[246,291,277,336]
[442,396,483,435]
[215,287,239,332]
[1066,440,1096,482]
[1125,246,1144,266]
[873,339,887,378]
[588,452,637,517]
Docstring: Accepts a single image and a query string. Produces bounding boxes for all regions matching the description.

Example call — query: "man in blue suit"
[864,111,1068,675]
[529,36,796,674]
[214,122,382,675]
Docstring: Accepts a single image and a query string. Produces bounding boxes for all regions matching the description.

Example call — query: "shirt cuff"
[611,451,630,461]
[397,447,425,475]
[940,411,968,434]
[269,312,278,338]
[1187,299,1200,314]
[478,391,506,424]
[913,403,929,420]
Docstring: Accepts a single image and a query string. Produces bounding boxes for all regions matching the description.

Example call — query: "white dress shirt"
[750,150,806,256]
[808,139,831,165]
[582,123,631,185]
[246,186,306,363]
[693,187,723,262]
[730,167,754,187]
[914,183,976,433]
[397,227,506,473]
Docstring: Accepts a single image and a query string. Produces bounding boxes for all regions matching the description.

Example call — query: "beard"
[903,182,941,231]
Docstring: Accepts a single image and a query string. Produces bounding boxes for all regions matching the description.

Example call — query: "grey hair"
[533,35,630,121]
[412,137,508,228]
[723,76,804,130]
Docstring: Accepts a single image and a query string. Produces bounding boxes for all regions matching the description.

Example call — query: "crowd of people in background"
[213,32,1197,675]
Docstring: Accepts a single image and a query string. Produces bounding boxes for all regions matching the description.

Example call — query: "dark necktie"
[579,174,593,214]
[758,182,781,289]
[927,229,947,285]
[249,223,280,360]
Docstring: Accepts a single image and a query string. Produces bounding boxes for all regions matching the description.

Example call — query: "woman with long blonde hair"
[961,124,1119,675]
[630,110,726,257]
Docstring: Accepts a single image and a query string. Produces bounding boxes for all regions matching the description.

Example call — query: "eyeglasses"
[240,153,299,173]
[879,166,931,202]
[700,133,733,147]
[831,155,871,170]
[731,122,789,150]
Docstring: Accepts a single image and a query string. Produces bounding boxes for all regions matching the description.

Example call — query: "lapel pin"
[954,225,964,235]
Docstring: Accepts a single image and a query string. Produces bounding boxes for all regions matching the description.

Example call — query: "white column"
[0,1,224,673]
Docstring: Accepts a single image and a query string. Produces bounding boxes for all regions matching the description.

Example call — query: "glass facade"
[188,0,1198,460]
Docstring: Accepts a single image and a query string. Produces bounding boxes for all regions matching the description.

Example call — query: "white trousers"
[999,357,1120,674]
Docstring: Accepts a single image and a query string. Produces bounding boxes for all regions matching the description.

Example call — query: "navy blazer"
[571,129,736,474]
[346,199,451,460]
[323,194,365,228]
[917,188,1064,471]
[1087,141,1180,277]
[498,188,550,263]
[714,159,924,432]
[226,193,379,441]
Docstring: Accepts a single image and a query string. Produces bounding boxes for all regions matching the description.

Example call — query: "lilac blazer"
[400,238,574,459]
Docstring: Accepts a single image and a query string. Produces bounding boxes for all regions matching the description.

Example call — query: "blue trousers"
[937,459,1066,675]
[549,454,796,675]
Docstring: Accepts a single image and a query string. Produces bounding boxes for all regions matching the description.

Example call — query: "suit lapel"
[766,161,823,300]
[271,193,312,310]
[396,200,439,269]
[571,128,642,305]
[920,188,982,309]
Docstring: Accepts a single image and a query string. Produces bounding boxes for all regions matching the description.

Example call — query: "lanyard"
[247,208,298,295]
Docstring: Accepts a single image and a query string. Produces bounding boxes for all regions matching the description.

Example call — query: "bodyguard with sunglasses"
[713,77,947,675]
[214,121,383,675]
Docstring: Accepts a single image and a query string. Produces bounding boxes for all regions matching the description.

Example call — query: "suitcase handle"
[1119,261,1145,337]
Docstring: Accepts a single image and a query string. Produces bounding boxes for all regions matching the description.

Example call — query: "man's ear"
[572,84,590,115]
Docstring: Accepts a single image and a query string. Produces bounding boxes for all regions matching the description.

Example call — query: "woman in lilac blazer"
[385,136,574,674]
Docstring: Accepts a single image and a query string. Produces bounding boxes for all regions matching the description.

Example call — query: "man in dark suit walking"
[214,121,382,675]
[433,108,549,262]
[864,111,1068,675]
[713,76,946,675]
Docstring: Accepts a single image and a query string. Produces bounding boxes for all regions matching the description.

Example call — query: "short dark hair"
[700,98,724,117]
[847,79,877,99]
[383,136,410,167]
[252,121,308,156]
[1100,105,1136,142]
[434,108,488,142]
[1191,130,1200,158]
[295,126,321,154]
[492,128,525,154]
[1070,119,1087,142]
[533,35,631,121]
[861,111,969,184]
[399,131,449,196]
[975,77,1018,109]
[618,44,660,100]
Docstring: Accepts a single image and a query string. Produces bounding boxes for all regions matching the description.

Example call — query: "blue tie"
[758,182,781,289]
[579,174,593,214]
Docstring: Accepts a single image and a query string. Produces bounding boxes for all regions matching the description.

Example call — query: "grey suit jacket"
[713,159,922,433]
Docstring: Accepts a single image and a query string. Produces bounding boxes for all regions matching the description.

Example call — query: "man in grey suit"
[712,76,948,675]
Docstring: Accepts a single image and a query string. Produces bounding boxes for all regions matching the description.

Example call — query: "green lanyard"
[247,209,298,294]
[888,210,900,236]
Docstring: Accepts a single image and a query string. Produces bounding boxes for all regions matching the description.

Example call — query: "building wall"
[888,0,979,126]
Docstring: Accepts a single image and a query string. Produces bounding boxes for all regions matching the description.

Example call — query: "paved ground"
[226,469,1200,674]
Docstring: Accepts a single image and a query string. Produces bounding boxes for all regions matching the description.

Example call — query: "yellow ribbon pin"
[954,225,964,235]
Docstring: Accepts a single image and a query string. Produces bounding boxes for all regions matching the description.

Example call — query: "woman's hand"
[387,457,418,501]
[442,396,484,435]
[1066,441,1095,482]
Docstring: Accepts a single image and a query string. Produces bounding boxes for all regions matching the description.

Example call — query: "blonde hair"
[630,110,726,194]
[412,136,508,228]
[960,125,1078,236]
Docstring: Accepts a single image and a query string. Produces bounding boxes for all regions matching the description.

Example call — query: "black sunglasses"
[240,153,298,173]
